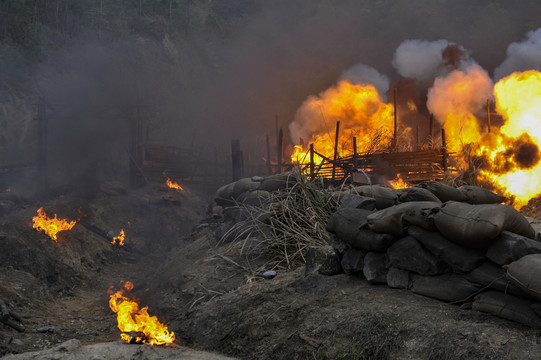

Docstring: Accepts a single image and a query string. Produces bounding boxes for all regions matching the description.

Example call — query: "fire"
[111,229,125,246]
[32,207,77,241]
[166,178,183,191]
[290,80,394,166]
[108,281,175,345]
[476,71,541,208]
[389,174,409,189]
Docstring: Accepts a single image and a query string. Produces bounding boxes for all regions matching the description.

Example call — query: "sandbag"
[236,190,270,207]
[337,193,376,210]
[363,252,388,284]
[349,230,395,252]
[341,248,365,275]
[350,185,397,209]
[506,254,541,301]
[473,291,541,329]
[411,273,482,303]
[231,178,261,199]
[408,226,485,273]
[326,208,372,244]
[386,236,450,275]
[214,182,236,206]
[396,187,442,204]
[464,262,528,299]
[366,201,441,235]
[416,181,467,202]
[434,202,534,248]
[487,231,541,265]
[386,267,410,289]
[458,185,506,204]
[258,172,297,192]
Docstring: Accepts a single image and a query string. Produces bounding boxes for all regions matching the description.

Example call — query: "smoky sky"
[4,0,541,186]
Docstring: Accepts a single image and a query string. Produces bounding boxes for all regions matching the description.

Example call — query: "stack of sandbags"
[325,181,541,328]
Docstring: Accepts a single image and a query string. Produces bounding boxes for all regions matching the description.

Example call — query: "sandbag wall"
[324,181,541,329]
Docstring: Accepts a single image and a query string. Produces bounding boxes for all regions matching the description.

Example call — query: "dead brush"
[219,171,338,271]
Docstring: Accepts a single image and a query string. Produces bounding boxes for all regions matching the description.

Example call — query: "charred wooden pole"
[416,126,420,151]
[353,136,358,168]
[487,99,491,133]
[310,143,315,179]
[429,114,434,149]
[332,121,340,181]
[37,98,48,192]
[441,128,448,172]
[266,135,272,175]
[231,139,243,181]
[393,86,398,151]
[277,128,283,173]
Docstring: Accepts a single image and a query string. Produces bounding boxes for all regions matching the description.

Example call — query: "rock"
[341,248,365,275]
[251,176,264,182]
[37,326,55,333]
[304,246,342,276]
[487,231,541,265]
[262,270,277,279]
[363,252,388,284]
[386,236,450,276]
[55,339,81,352]
[386,267,410,289]
[328,235,349,257]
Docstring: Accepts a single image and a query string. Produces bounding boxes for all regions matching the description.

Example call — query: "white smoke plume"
[393,39,473,81]
[338,63,390,100]
[494,28,541,80]
[427,64,493,125]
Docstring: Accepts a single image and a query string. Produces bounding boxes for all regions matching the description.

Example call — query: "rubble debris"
[36,326,54,334]
[0,300,24,333]
[262,270,277,279]
[304,246,341,276]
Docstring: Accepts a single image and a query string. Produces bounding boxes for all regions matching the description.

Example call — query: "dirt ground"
[2,182,541,359]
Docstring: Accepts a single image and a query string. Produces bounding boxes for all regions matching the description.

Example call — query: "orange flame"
[111,229,125,246]
[389,174,409,189]
[166,178,183,191]
[290,80,394,166]
[108,281,175,345]
[32,207,77,241]
[475,70,541,208]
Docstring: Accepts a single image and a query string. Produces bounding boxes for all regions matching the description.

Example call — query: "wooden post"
[332,121,340,181]
[310,143,314,180]
[393,86,398,150]
[37,98,48,192]
[353,136,358,168]
[441,128,448,172]
[416,126,420,151]
[487,99,491,133]
[266,135,272,175]
[231,139,243,181]
[429,114,434,149]
[277,128,283,173]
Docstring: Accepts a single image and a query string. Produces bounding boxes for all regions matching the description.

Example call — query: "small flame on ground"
[32,207,77,241]
[111,229,125,246]
[166,178,183,191]
[108,281,175,345]
[389,174,409,189]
